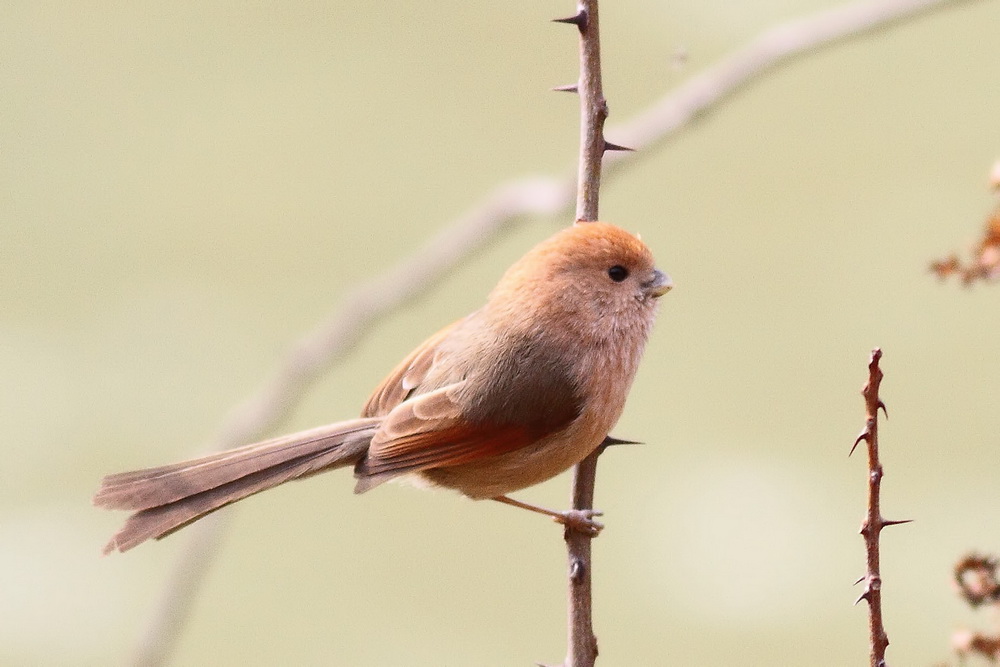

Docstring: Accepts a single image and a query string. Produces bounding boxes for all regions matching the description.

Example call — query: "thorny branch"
[850,349,909,667]
[128,1,977,663]
[555,2,612,665]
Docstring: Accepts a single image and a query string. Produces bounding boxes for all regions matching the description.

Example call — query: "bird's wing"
[356,320,584,493]
[360,317,465,418]
[355,382,541,492]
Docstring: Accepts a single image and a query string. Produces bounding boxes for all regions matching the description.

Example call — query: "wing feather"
[360,318,465,418]
[356,321,584,494]
[355,383,538,491]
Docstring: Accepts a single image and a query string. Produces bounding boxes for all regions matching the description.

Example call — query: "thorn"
[603,140,635,152]
[552,9,587,30]
[551,84,578,93]
[853,575,865,586]
[877,400,888,419]
[599,435,642,454]
[853,579,876,605]
[602,435,643,447]
[882,518,913,527]
[849,431,869,456]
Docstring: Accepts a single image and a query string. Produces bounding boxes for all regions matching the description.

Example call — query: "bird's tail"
[93,418,380,554]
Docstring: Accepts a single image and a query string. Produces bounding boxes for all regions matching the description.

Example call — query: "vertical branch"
[572,0,605,222]
[552,1,625,665]
[849,348,909,667]
[563,453,599,667]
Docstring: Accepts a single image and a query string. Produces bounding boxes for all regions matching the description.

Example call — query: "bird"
[94,222,672,554]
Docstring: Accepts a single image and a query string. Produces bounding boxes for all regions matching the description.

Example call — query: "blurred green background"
[5,1,1000,664]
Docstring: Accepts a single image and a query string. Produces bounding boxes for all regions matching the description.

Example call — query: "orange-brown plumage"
[94,222,672,553]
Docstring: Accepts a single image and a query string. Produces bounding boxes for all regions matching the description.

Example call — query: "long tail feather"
[95,418,379,553]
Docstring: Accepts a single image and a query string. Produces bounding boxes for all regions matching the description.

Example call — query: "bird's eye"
[607,265,629,282]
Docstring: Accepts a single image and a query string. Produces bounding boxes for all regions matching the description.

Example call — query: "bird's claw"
[555,509,604,536]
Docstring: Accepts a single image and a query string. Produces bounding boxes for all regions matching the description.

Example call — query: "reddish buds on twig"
[931,161,1000,285]
[953,630,1000,663]
[954,554,1000,608]
[930,210,1000,285]
[949,553,1000,661]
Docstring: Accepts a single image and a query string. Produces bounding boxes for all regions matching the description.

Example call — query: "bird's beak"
[643,269,673,298]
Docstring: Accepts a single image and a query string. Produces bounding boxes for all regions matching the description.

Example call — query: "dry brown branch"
[850,349,910,667]
[128,1,976,663]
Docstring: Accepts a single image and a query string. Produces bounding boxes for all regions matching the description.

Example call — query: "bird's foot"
[555,509,604,536]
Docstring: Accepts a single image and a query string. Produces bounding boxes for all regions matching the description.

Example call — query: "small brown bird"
[94,222,672,553]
